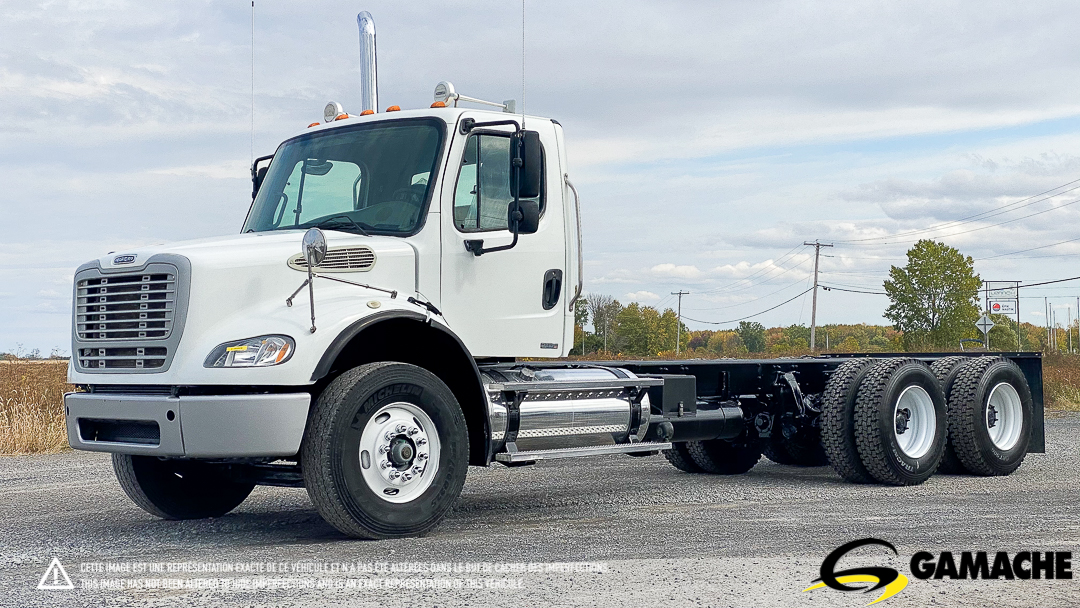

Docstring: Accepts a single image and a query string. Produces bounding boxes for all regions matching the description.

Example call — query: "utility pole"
[804,241,833,351]
[672,290,689,356]
[1046,297,1050,351]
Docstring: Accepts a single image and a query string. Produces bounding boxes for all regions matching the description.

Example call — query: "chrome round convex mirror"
[302,228,328,268]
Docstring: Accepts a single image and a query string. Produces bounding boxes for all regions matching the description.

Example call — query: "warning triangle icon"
[37,557,74,590]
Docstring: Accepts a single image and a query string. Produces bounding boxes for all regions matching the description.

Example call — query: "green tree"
[573,299,588,355]
[883,240,981,350]
[737,321,766,353]
[586,293,619,352]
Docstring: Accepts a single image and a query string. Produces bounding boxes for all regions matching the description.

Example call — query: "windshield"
[243,119,444,236]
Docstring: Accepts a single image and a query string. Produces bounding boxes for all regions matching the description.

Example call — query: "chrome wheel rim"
[893,385,936,459]
[986,382,1023,450]
[358,401,440,504]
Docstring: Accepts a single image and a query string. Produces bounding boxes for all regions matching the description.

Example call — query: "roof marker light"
[360,109,374,116]
[430,101,446,108]
[386,105,400,112]
[334,113,349,121]
[307,122,320,128]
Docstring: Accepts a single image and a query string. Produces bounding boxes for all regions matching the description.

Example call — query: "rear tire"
[929,356,971,474]
[763,432,829,467]
[112,454,255,520]
[946,357,1033,476]
[853,359,947,485]
[663,442,705,473]
[301,362,469,539]
[820,358,880,483]
[685,439,761,474]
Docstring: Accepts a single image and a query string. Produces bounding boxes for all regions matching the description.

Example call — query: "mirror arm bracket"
[459,117,522,134]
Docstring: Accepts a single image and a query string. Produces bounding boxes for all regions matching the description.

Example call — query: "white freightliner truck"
[64,13,1044,539]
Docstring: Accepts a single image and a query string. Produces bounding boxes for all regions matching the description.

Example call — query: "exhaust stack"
[357,11,378,113]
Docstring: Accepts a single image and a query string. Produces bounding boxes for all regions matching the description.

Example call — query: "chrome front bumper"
[64,392,311,458]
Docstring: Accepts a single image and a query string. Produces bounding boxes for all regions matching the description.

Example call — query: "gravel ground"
[2,414,1078,607]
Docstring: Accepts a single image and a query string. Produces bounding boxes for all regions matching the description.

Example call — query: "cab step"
[494,441,672,463]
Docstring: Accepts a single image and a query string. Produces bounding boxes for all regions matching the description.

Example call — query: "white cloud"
[6,0,1080,347]
[623,291,660,302]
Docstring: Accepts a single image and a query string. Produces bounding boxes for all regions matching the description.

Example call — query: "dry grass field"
[1044,353,1080,412]
[0,359,72,454]
[0,354,1078,455]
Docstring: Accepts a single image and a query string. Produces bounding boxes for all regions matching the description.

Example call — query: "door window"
[453,133,543,232]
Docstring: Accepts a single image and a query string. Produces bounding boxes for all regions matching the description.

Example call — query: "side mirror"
[251,154,273,200]
[509,199,540,235]
[511,130,542,199]
[302,228,327,268]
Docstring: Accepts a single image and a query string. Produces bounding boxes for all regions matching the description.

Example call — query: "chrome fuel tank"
[482,366,651,452]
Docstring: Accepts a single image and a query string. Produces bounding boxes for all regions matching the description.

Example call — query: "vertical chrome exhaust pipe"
[357,11,378,113]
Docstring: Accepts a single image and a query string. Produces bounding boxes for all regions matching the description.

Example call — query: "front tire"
[301,362,469,539]
[112,454,255,520]
[853,359,947,485]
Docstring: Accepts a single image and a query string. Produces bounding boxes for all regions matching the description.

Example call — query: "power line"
[846,196,1080,247]
[683,286,815,326]
[695,244,809,295]
[822,285,887,295]
[975,235,1080,261]
[834,178,1080,244]
[684,278,808,311]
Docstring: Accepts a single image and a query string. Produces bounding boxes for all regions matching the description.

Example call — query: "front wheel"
[112,454,255,520]
[301,362,469,539]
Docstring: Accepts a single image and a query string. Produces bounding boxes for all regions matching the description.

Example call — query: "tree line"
[573,239,1066,358]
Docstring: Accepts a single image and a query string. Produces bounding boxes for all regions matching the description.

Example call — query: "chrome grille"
[76,273,176,340]
[288,246,376,272]
[78,346,169,370]
[72,257,189,374]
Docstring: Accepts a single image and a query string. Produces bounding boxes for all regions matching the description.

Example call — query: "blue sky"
[3,1,1080,352]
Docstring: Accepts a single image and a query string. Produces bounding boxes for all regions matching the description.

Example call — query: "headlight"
[204,335,295,368]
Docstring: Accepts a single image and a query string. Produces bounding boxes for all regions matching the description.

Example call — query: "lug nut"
[396,424,408,433]
[379,445,389,453]
[380,460,392,469]
[416,452,428,460]
[416,438,427,446]
[408,427,420,436]
[388,470,400,480]
[384,431,395,441]
[402,473,413,481]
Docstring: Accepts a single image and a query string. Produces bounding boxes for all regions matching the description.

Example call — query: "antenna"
[521,0,526,128]
[250,1,255,164]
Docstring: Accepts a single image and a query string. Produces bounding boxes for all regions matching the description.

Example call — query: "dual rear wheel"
[820,356,1033,485]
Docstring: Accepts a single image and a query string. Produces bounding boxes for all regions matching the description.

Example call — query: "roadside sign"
[990,301,1017,315]
[988,287,1017,299]
[976,315,995,335]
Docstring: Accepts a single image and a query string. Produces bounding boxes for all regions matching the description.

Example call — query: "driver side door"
[438,119,566,358]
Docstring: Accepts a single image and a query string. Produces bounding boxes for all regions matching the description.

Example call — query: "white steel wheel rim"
[358,401,441,504]
[986,382,1023,450]
[893,385,936,459]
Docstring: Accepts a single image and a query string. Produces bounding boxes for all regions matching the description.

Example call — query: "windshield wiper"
[306,215,373,237]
